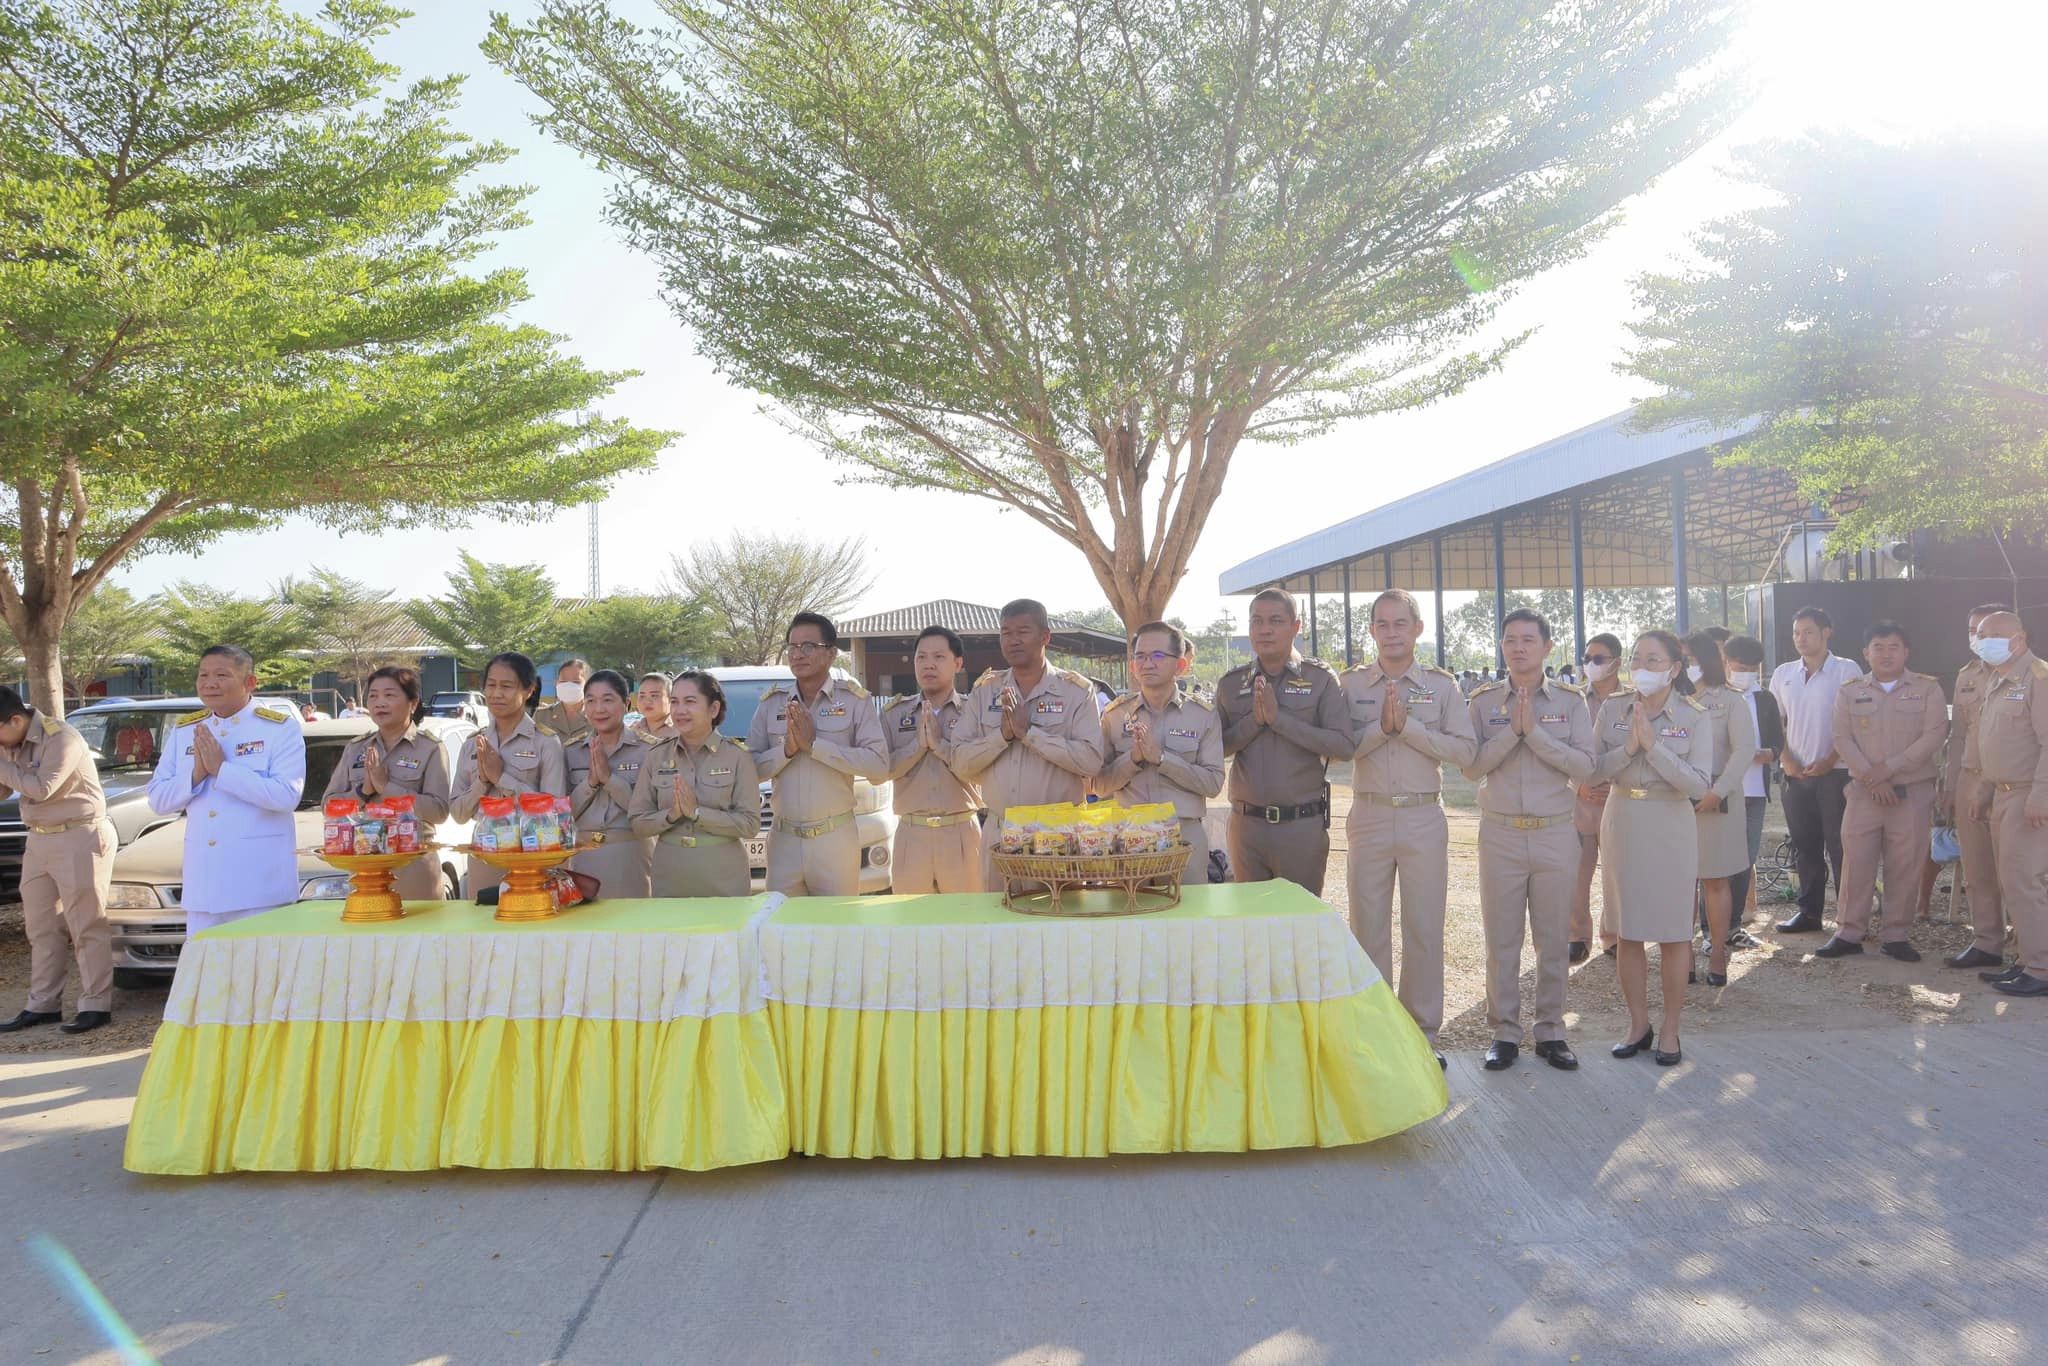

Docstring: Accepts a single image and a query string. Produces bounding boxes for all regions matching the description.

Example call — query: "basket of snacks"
[988,801,1192,916]
[456,792,587,920]
[311,796,433,922]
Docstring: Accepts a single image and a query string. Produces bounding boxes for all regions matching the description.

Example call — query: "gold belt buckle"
[1625,788,1652,800]
[1509,815,1542,830]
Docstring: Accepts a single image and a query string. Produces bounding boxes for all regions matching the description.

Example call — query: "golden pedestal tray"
[305,847,434,923]
[989,846,1192,917]
[456,845,579,921]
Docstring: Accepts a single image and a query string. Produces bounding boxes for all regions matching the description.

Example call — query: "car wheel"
[442,864,461,900]
[113,968,163,991]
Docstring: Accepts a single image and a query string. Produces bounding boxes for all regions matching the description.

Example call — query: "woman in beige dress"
[629,670,762,898]
[1686,630,1759,987]
[1591,630,1715,1065]
[322,665,453,901]
[450,652,567,898]
[566,669,655,899]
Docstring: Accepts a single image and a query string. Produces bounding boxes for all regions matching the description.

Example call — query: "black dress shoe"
[1946,947,2004,969]
[1980,965,2024,984]
[1601,943,1617,958]
[1813,936,1863,958]
[1992,972,2048,997]
[1483,1040,1519,1071]
[1704,971,1728,987]
[1435,1051,1447,1070]
[1611,1027,1654,1059]
[1880,941,1921,963]
[0,1009,62,1034]
[60,1011,112,1035]
[1568,941,1589,964]
[1533,1040,1579,1071]
[1654,1046,1683,1066]
[1776,914,1824,933]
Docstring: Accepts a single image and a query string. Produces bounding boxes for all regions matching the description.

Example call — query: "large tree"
[1624,133,2048,548]
[667,531,875,665]
[553,593,714,678]
[408,552,562,670]
[0,0,674,716]
[153,582,317,691]
[293,567,415,703]
[488,0,1737,626]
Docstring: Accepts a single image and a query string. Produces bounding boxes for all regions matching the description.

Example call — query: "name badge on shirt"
[1406,689,1433,704]
[512,748,538,759]
[234,739,264,757]
[659,760,679,774]
[1659,726,1690,740]
[1284,680,1314,696]
[1035,701,1065,716]
[707,766,734,778]
[821,705,847,717]
[1540,713,1568,724]
[1168,727,1198,740]
[1487,714,1511,727]
[393,756,421,771]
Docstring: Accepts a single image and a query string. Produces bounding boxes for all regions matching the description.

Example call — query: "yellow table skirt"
[773,985,1446,1160]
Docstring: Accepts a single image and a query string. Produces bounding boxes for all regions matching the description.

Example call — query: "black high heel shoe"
[1705,970,1728,987]
[1611,1027,1654,1059]
[1654,1043,1683,1066]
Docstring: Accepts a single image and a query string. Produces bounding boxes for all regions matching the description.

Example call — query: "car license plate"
[745,838,768,866]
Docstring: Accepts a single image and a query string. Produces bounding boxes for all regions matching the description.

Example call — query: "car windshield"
[715,681,780,739]
[299,739,347,811]
[429,694,468,707]
[66,709,178,773]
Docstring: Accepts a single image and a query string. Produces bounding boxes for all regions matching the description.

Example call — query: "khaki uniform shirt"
[628,733,762,843]
[949,665,1105,818]
[746,677,889,824]
[323,725,454,824]
[1461,679,1596,817]
[1097,690,1226,820]
[1345,660,1478,794]
[1833,673,1949,788]
[0,713,107,827]
[1961,650,2048,796]
[882,693,981,816]
[567,728,656,833]
[534,700,590,746]
[1590,692,1714,798]
[450,712,568,820]
[1216,655,1351,806]
[1943,659,1993,794]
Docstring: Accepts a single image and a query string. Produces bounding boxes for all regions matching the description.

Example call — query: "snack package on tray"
[354,801,391,855]
[518,791,565,852]
[322,797,360,855]
[384,795,421,854]
[1117,802,1182,855]
[1071,802,1123,859]
[543,867,597,910]
[553,793,579,851]
[476,795,519,852]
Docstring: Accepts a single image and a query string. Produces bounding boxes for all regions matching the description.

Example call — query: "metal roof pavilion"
[1217,407,1823,662]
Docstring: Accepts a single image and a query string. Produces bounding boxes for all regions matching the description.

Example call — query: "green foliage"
[553,595,714,679]
[407,552,560,670]
[1625,133,2048,549]
[666,532,875,666]
[487,0,1737,626]
[0,0,675,714]
[52,583,156,699]
[290,567,414,700]
[154,583,317,692]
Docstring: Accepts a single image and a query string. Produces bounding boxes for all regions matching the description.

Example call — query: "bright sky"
[109,0,2048,633]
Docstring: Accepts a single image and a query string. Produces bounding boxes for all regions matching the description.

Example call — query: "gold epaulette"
[175,708,210,726]
[253,705,292,724]
[838,677,871,700]
[1422,662,1457,679]
[972,667,1002,689]
[535,721,557,738]
[1681,694,1707,712]
[41,715,64,735]
[1471,681,1507,697]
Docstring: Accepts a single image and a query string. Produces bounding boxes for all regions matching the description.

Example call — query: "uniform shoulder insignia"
[1553,679,1585,695]
[42,715,64,735]
[1104,692,1140,714]
[175,708,210,726]
[839,678,871,700]
[727,734,750,751]
[1423,663,1456,679]
[972,667,1002,689]
[253,705,291,724]
[1472,680,1506,696]
[631,726,658,744]
[1300,657,1337,676]
[1184,691,1214,712]
[534,721,558,738]
[1681,695,1707,712]
[1058,667,1090,688]
[884,694,917,712]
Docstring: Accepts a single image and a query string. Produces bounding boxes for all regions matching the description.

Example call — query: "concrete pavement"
[2,1015,2043,1365]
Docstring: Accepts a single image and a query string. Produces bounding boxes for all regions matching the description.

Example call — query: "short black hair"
[557,657,591,677]
[1864,619,1910,648]
[1501,608,1551,642]
[915,625,965,659]
[1724,634,1765,667]
[365,665,426,723]
[485,651,541,711]
[584,668,633,703]
[672,668,728,726]
[0,685,28,723]
[1703,625,1732,644]
[999,599,1049,631]
[1586,632,1623,661]
[1130,620,1185,655]
[1792,605,1832,630]
[200,643,255,673]
[1684,629,1729,689]
[1248,588,1298,620]
[787,611,839,648]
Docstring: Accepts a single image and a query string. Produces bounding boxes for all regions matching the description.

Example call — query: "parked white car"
[102,717,478,985]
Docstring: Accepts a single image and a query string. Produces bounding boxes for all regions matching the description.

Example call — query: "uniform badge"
[1658,726,1690,739]
[1539,713,1567,724]
[234,739,264,757]
[1406,689,1433,704]
[1487,714,1510,726]
[1035,700,1065,716]
[898,712,918,730]
[822,705,847,717]
[708,766,734,778]
[1283,680,1314,696]
[659,761,678,774]
[393,757,421,771]
[1168,727,1198,740]
[513,748,538,759]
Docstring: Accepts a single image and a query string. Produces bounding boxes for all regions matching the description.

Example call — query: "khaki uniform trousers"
[892,818,983,894]
[1477,817,1577,1046]
[768,820,861,897]
[22,820,115,1014]
[1346,801,1450,1042]
[1174,817,1211,886]
[1956,773,2006,955]
[1989,787,2048,976]
[1227,811,1329,895]
[651,837,750,899]
[1837,781,1934,943]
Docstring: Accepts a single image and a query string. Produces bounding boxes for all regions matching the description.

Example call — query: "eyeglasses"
[1584,654,1614,666]
[1132,650,1176,665]
[785,642,830,656]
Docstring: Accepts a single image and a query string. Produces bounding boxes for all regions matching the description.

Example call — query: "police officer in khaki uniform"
[882,626,984,893]
[629,670,761,897]
[1097,621,1225,884]
[1217,589,1352,894]
[1570,633,1626,959]
[949,598,1105,886]
[1940,603,2012,969]
[322,665,454,902]
[1960,612,2048,996]
[450,651,568,897]
[0,688,116,1034]
[748,612,890,896]
[1343,589,1477,1058]
[1462,610,1595,1072]
[1817,621,1949,962]
[534,657,591,745]
[566,669,656,899]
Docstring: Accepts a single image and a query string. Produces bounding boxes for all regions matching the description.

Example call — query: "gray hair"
[200,643,256,675]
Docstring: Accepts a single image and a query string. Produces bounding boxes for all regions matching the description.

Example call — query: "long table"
[124,883,1446,1175]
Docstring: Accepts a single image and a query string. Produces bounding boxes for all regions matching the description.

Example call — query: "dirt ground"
[0,775,2011,1061]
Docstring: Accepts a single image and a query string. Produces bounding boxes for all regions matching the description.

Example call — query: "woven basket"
[989,846,1190,916]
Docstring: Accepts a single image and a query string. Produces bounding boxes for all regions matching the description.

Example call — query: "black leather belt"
[1236,799,1327,824]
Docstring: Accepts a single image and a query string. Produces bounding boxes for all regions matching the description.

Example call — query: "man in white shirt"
[1769,606,1863,933]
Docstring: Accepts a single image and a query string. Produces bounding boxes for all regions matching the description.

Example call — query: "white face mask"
[554,680,585,705]
[1685,664,1705,684]
[1582,659,1616,683]
[1973,637,2015,667]
[1728,671,1760,691]
[1631,667,1676,692]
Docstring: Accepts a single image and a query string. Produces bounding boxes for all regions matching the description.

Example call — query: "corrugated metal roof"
[1218,409,1764,594]
[839,599,1121,643]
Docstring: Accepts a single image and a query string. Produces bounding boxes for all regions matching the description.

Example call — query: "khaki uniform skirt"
[570,829,653,900]
[650,834,750,898]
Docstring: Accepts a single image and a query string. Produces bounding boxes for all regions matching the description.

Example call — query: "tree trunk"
[20,627,66,719]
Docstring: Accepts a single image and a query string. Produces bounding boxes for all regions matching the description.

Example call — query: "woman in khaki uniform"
[1686,632,1758,986]
[450,651,567,898]
[636,672,678,740]
[1591,630,1715,1065]
[323,666,454,902]
[629,670,762,898]
[566,670,655,899]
